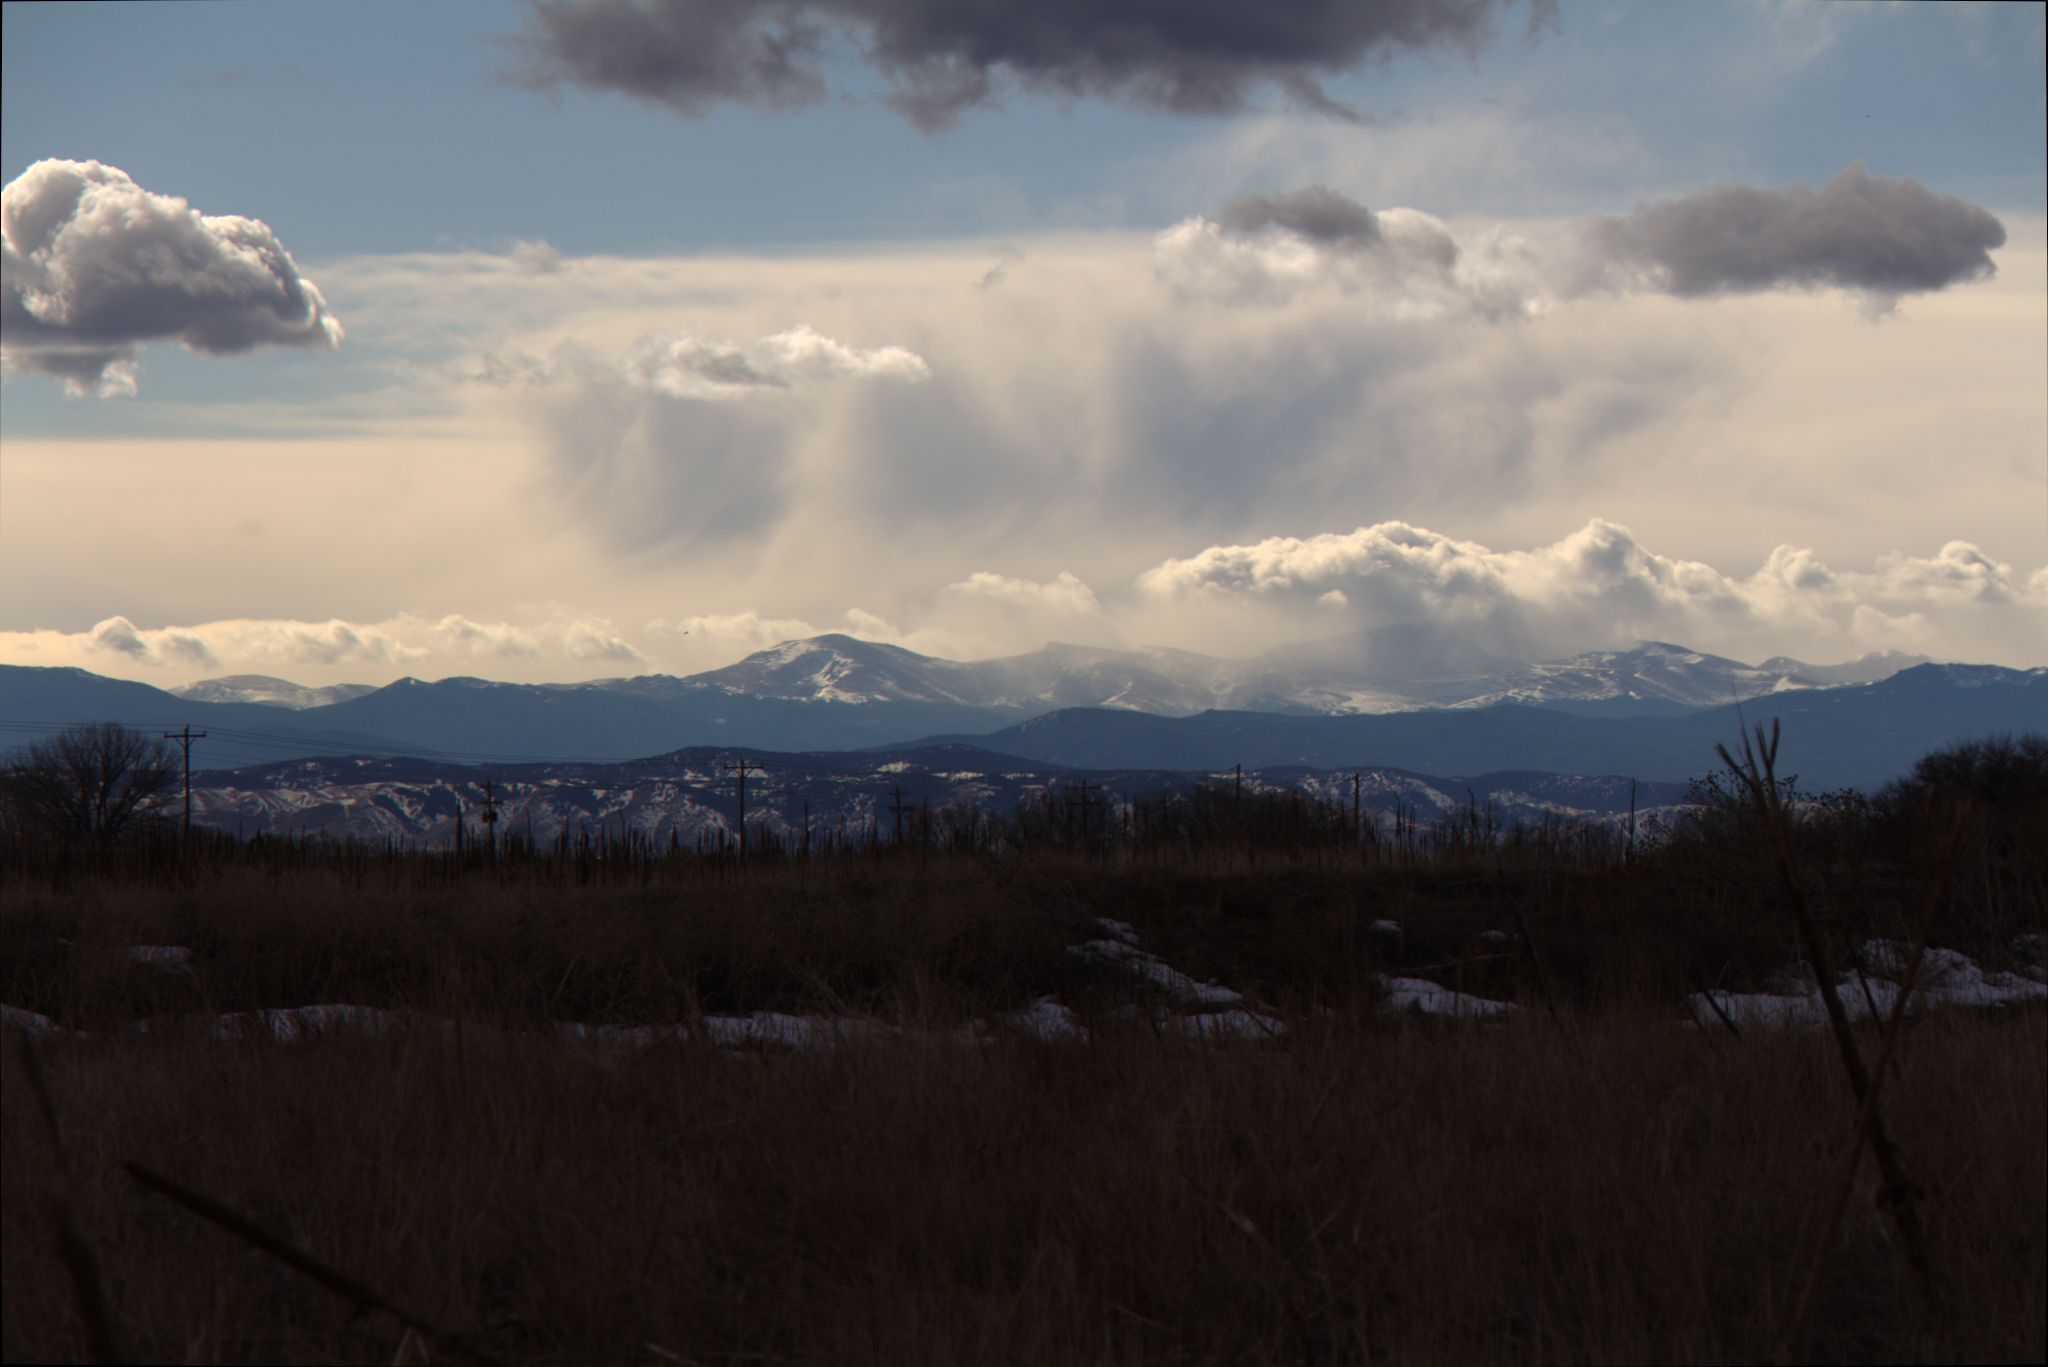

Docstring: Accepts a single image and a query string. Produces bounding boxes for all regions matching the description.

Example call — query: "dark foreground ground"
[4,766,2045,1364]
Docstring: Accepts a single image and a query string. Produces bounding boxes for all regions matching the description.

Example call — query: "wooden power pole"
[720,758,765,865]
[163,726,206,844]
[479,779,499,866]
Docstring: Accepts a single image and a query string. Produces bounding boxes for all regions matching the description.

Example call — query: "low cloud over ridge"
[1137,519,2048,665]
[513,0,1554,131]
[1,159,342,396]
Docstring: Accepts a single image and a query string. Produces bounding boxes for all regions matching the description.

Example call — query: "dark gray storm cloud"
[1,159,342,396]
[1217,186,1381,246]
[515,0,1554,131]
[1592,164,2007,301]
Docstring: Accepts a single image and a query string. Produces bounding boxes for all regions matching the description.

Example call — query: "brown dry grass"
[4,1003,2043,1365]
[3,841,2043,1365]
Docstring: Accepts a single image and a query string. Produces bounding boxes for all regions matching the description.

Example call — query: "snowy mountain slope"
[170,675,378,709]
[1453,642,1826,714]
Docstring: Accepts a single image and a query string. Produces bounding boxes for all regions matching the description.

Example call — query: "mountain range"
[2,630,2036,790]
[168,629,1925,720]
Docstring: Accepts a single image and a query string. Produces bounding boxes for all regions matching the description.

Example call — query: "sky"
[2,0,2044,687]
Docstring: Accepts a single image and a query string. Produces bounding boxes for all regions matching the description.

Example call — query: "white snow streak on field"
[1001,997,1088,1042]
[1376,976,1518,1020]
[2,1004,61,1036]
[1691,938,2048,1030]
[1070,937,1248,1007]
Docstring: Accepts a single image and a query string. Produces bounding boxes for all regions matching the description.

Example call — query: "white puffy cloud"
[942,570,1102,616]
[0,613,650,683]
[1136,519,2048,664]
[52,616,421,671]
[1,159,342,395]
[1155,197,1545,318]
[624,325,931,399]
[82,616,218,668]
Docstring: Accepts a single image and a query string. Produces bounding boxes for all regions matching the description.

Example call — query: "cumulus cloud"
[1156,186,1545,316]
[1589,163,2007,305]
[625,325,930,399]
[1159,167,2006,314]
[54,616,420,671]
[942,570,1102,616]
[1,159,343,395]
[0,613,649,683]
[84,617,218,669]
[1136,519,2048,664]
[512,0,1554,131]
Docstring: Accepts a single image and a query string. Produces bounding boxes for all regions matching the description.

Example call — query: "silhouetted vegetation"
[0,721,177,847]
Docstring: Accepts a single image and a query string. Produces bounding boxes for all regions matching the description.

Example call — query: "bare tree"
[3,722,178,844]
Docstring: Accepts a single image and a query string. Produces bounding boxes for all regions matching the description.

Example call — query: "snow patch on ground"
[1376,976,1517,1020]
[210,1004,409,1044]
[1691,939,2048,1030]
[2,1004,62,1036]
[997,997,1088,1043]
[1070,937,1244,1006]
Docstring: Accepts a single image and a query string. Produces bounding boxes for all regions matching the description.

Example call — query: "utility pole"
[720,757,765,865]
[479,779,499,866]
[888,784,910,848]
[1073,778,1100,854]
[163,726,206,845]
